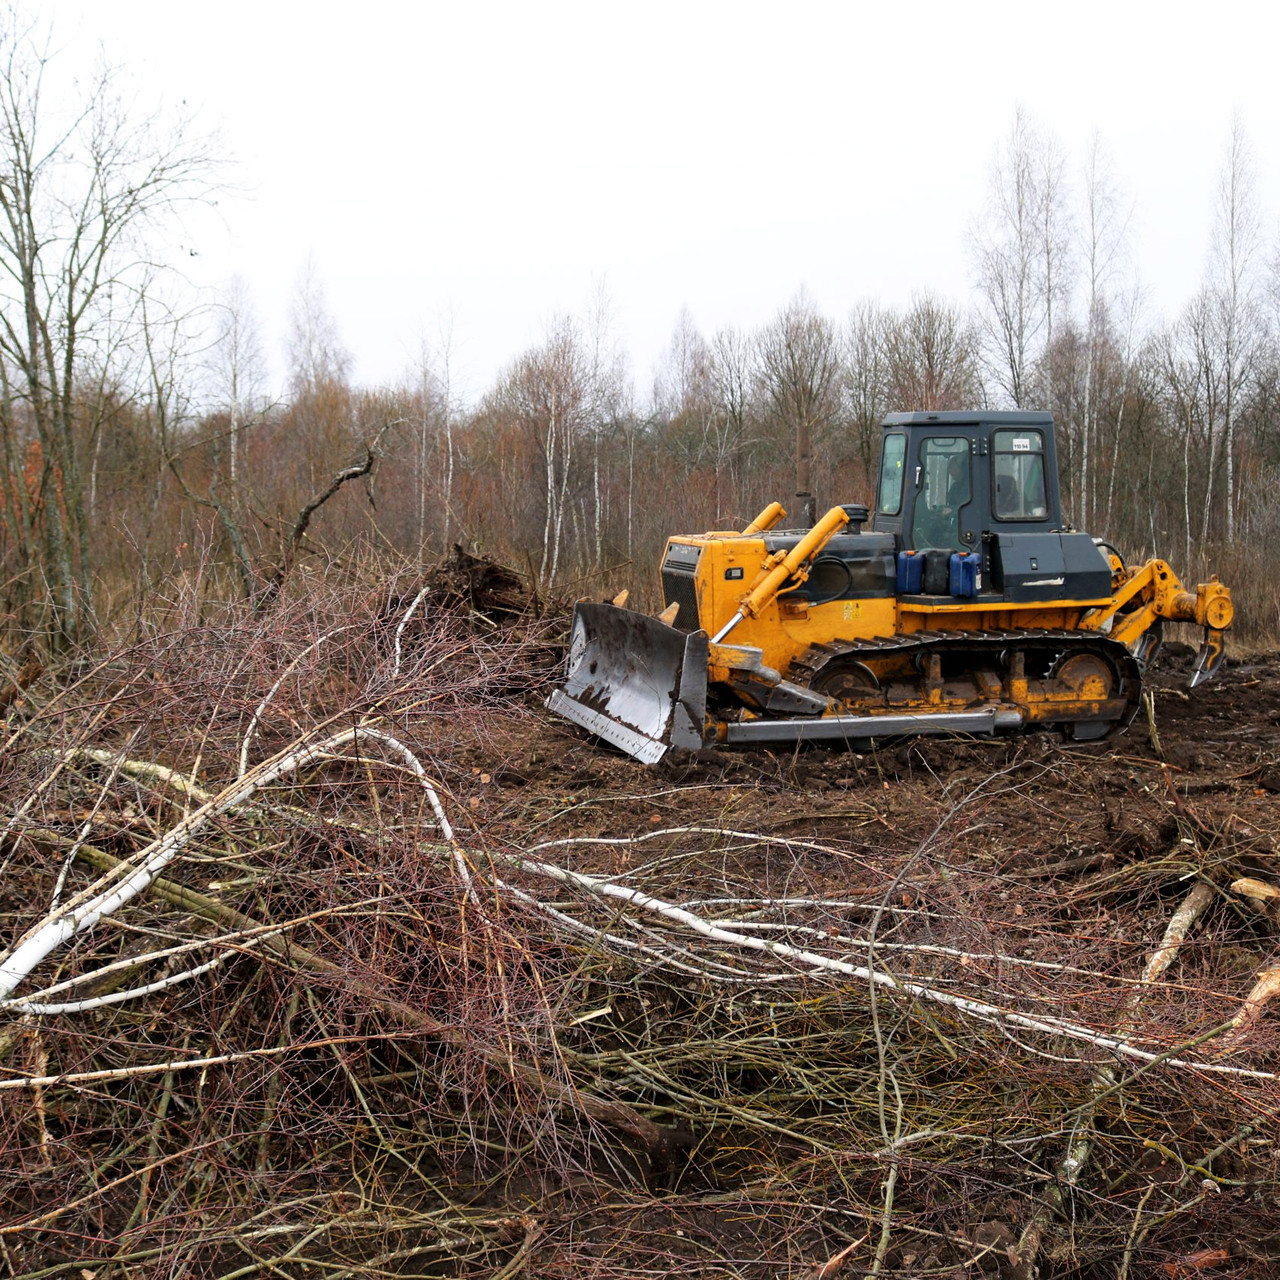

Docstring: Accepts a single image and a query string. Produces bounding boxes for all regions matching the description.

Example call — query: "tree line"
[1,16,1278,660]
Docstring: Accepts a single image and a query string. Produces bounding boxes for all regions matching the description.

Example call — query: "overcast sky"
[58,0,1280,405]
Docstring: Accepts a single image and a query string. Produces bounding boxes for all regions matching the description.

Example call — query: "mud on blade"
[547,602,709,763]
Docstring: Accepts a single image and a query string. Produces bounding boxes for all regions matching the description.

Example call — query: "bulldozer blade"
[547,603,710,763]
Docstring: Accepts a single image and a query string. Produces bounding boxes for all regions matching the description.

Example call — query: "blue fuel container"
[896,551,923,594]
[949,552,982,598]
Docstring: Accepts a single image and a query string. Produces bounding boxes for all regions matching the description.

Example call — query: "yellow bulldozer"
[548,411,1234,763]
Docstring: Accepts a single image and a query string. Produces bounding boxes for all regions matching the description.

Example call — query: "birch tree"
[409,318,456,555]
[1078,134,1130,531]
[654,306,713,425]
[972,108,1067,410]
[493,319,590,589]
[1209,115,1261,546]
[583,282,627,572]
[287,256,353,397]
[284,258,354,498]
[210,275,266,488]
[1101,286,1145,532]
[1037,128,1072,413]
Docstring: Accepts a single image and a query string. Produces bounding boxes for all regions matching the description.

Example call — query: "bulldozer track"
[786,628,1144,740]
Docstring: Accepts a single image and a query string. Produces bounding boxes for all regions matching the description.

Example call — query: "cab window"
[878,433,906,515]
[991,429,1048,521]
[911,437,970,549]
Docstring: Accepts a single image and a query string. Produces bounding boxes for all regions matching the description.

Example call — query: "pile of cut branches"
[2,565,1279,1278]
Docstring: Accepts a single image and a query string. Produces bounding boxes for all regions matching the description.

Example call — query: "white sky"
[57,0,1280,405]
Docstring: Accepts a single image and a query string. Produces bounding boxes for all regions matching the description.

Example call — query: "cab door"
[908,434,986,551]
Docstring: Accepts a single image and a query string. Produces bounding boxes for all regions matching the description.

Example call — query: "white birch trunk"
[443,405,454,551]
[549,403,572,588]
[593,434,602,572]
[539,392,557,584]
[1183,404,1194,569]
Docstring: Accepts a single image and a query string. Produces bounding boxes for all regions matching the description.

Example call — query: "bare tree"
[1159,292,1223,565]
[755,292,842,525]
[1210,114,1262,546]
[972,107,1059,409]
[138,285,198,543]
[1271,238,1280,332]
[0,12,217,648]
[1037,127,1073,412]
[653,305,713,424]
[656,309,747,523]
[409,316,457,555]
[583,281,628,571]
[491,318,592,589]
[1077,134,1130,530]
[1101,286,1146,531]
[703,325,759,519]
[285,257,354,493]
[883,292,983,412]
[287,255,352,396]
[209,275,266,487]
[150,278,267,605]
[710,326,754,452]
[843,301,890,483]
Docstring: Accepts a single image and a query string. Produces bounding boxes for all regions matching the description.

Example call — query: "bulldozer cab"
[872,411,1060,550]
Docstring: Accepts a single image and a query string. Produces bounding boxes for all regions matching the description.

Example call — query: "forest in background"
[0,16,1279,662]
